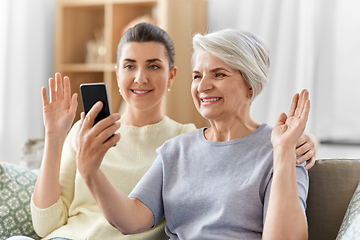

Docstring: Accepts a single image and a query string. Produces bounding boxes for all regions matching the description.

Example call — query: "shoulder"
[246,124,273,151]
[258,124,274,153]
[164,116,197,134]
[257,123,273,138]
[158,128,201,152]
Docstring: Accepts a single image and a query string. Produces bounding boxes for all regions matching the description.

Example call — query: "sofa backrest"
[306,158,360,240]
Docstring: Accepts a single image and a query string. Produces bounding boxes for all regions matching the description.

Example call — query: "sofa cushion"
[306,159,360,240]
[341,210,360,239]
[336,181,360,240]
[0,163,40,240]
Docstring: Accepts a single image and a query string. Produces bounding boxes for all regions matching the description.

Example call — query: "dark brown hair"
[117,22,175,70]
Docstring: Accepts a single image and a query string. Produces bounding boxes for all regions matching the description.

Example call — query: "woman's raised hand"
[271,90,311,150]
[34,73,78,209]
[41,72,78,137]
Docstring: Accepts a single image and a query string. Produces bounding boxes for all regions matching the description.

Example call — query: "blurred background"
[0,0,359,165]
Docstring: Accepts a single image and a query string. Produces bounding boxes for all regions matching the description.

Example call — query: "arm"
[76,102,154,234]
[32,73,78,209]
[263,90,310,240]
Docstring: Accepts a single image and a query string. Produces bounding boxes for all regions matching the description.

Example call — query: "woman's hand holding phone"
[77,102,121,179]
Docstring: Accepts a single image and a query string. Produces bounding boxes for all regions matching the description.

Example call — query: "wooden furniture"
[54,0,208,127]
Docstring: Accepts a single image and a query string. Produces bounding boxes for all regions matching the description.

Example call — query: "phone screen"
[80,83,112,126]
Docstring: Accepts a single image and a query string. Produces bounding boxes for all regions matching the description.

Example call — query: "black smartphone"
[80,83,112,126]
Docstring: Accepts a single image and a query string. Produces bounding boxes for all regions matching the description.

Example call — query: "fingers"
[49,77,56,102]
[295,134,316,165]
[99,124,121,146]
[291,89,310,131]
[296,149,314,164]
[275,112,287,128]
[55,73,64,101]
[295,89,309,117]
[41,87,49,106]
[94,113,121,141]
[288,93,299,117]
[69,93,78,115]
[80,112,85,129]
[79,110,121,153]
[295,133,310,150]
[63,76,71,104]
[301,99,311,123]
[46,73,71,103]
[83,101,103,129]
[82,101,121,137]
[93,113,121,145]
[305,157,315,170]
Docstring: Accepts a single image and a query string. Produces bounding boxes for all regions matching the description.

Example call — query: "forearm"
[82,169,154,234]
[32,134,66,208]
[263,147,308,240]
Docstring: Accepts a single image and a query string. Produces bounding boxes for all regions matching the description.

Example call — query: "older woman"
[76,28,309,240]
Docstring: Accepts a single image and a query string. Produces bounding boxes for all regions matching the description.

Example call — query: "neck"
[206,116,260,142]
[120,107,164,127]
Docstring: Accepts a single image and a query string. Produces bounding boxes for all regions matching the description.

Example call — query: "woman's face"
[191,50,252,122]
[116,42,175,113]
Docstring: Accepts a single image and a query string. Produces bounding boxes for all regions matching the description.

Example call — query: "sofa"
[1,158,360,240]
[307,158,360,240]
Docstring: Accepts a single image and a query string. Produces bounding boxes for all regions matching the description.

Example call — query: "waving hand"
[271,89,311,150]
[41,72,78,137]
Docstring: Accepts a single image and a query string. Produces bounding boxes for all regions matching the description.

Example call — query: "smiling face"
[191,50,253,122]
[116,42,175,115]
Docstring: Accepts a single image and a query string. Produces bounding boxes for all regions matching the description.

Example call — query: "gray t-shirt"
[129,124,309,239]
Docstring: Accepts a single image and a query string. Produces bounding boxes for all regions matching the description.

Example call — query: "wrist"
[44,132,68,152]
[80,167,102,187]
[45,131,68,141]
[273,145,295,152]
[273,145,297,167]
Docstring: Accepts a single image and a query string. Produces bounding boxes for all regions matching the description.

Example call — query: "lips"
[131,89,152,94]
[201,97,221,103]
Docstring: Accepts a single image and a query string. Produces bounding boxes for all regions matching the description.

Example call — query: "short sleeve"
[295,161,309,213]
[263,161,309,222]
[129,154,164,227]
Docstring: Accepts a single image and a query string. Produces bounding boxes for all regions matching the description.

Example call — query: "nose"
[134,69,148,85]
[197,75,212,93]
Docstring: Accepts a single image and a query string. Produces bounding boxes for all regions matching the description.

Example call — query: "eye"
[149,65,159,70]
[215,73,226,78]
[124,64,135,70]
[193,75,202,81]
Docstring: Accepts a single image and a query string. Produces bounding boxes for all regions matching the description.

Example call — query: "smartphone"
[80,83,112,126]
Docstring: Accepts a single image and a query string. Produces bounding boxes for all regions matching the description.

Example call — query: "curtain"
[314,0,360,142]
[0,0,56,163]
[208,0,360,142]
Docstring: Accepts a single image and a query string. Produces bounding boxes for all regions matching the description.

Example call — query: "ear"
[167,66,177,88]
[247,86,253,99]
[115,66,119,78]
[115,66,121,88]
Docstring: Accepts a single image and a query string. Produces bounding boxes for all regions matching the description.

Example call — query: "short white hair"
[192,29,270,100]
